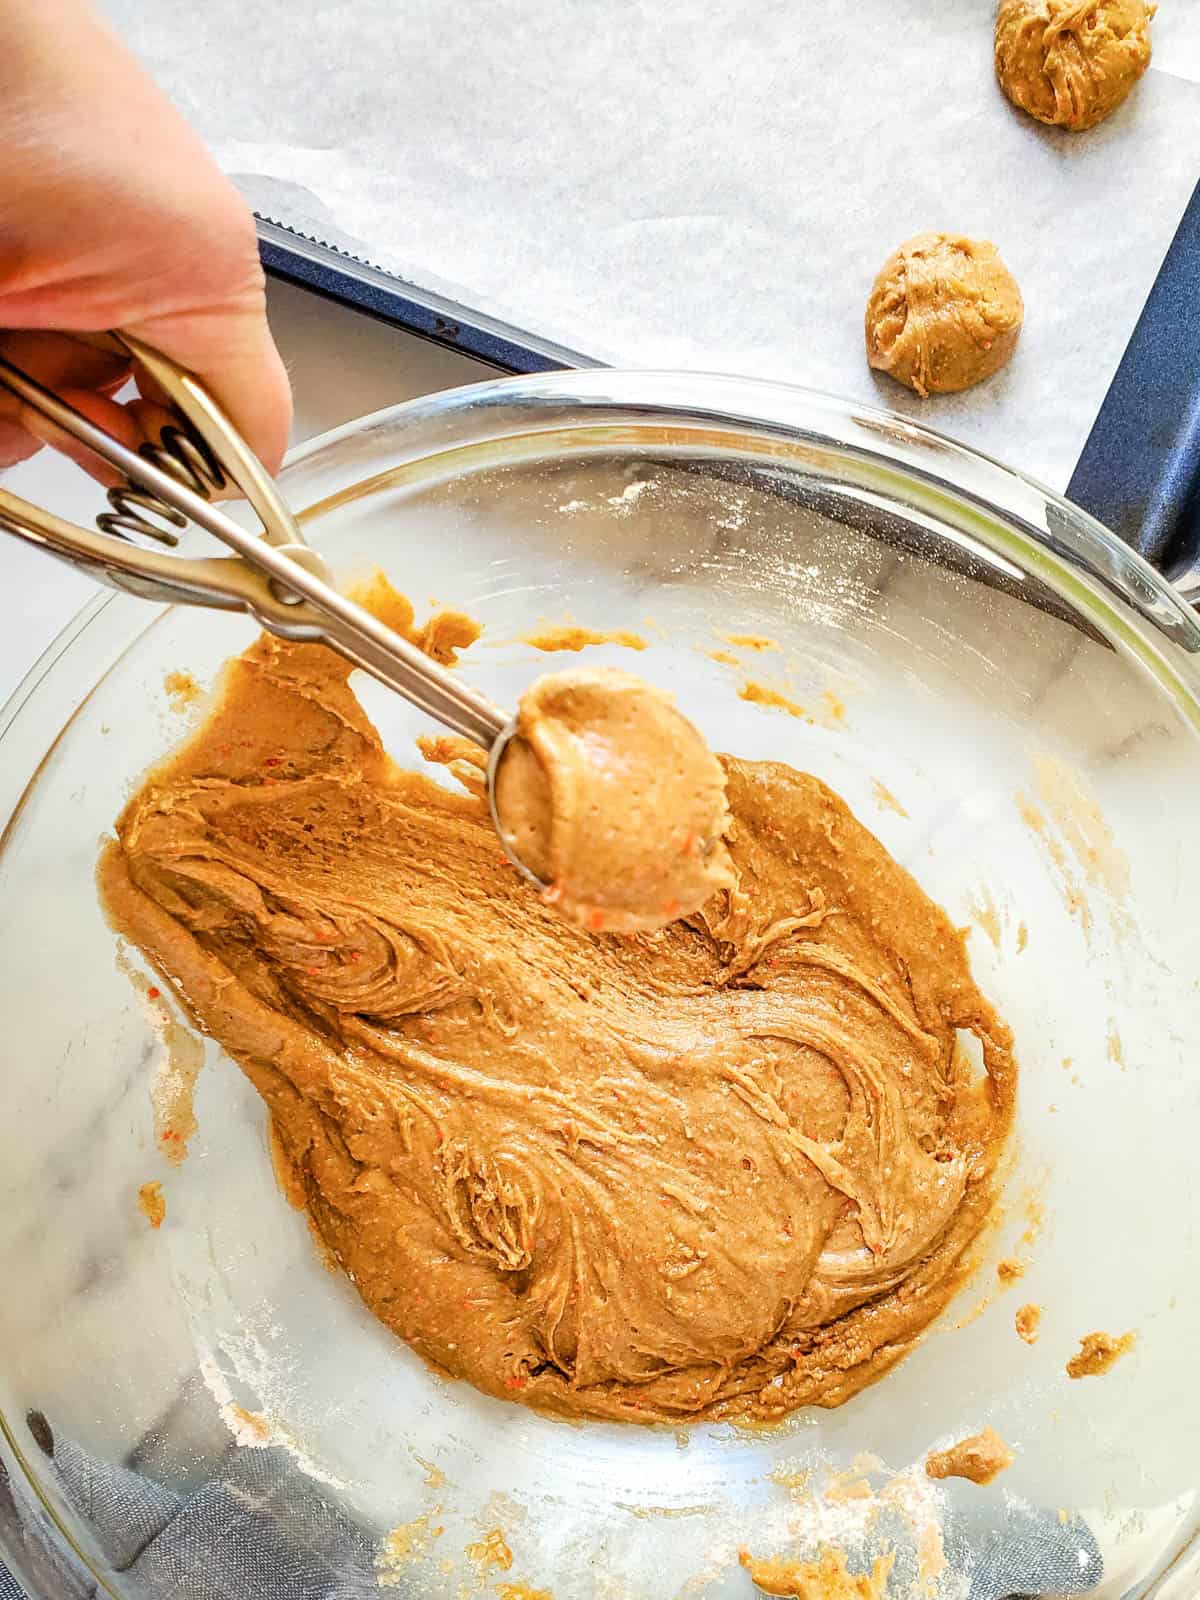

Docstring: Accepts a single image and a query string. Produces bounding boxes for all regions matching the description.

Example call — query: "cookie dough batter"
[100,633,1015,1423]
[865,234,1024,397]
[995,0,1154,131]
[494,666,734,933]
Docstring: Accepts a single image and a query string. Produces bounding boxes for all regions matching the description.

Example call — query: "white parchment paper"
[104,1,1200,491]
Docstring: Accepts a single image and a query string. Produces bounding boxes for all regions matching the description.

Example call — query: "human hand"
[0,0,291,479]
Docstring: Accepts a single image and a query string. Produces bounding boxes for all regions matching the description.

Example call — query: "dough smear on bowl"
[995,0,1155,131]
[925,1425,1014,1485]
[494,665,734,934]
[866,233,1024,397]
[99,632,1016,1424]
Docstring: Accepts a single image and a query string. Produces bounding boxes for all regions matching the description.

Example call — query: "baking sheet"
[103,0,1200,493]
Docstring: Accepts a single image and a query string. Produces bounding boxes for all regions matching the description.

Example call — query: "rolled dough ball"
[864,233,1023,398]
[994,0,1154,131]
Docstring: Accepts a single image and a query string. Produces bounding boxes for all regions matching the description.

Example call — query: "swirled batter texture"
[495,666,734,933]
[100,634,1015,1422]
[995,0,1154,132]
[866,233,1023,398]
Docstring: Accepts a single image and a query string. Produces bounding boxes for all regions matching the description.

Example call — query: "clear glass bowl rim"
[1,367,1198,1600]
[4,367,1199,746]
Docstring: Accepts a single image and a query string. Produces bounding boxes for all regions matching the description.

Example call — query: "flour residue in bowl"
[966,886,1003,951]
[1015,754,1132,938]
[1033,755,1130,902]
[871,779,909,818]
[113,945,204,1164]
[1106,1023,1125,1068]
[197,1331,353,1490]
[466,1526,514,1571]
[558,478,652,517]
[375,1515,444,1586]
[740,1452,950,1598]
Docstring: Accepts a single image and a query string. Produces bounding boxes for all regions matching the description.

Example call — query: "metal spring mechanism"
[96,422,226,546]
[0,332,514,756]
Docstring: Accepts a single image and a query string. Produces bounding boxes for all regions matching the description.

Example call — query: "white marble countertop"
[0,278,491,707]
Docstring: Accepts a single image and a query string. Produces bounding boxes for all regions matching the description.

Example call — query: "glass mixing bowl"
[1,372,1197,1600]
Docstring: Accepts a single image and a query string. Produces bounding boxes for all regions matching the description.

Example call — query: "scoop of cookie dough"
[494,666,734,933]
[865,233,1023,398]
[995,0,1154,131]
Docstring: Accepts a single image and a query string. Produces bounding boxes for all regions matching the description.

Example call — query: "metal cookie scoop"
[0,333,542,887]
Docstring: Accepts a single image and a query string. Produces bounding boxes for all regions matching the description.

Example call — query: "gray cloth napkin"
[0,1412,380,1600]
[0,1409,1102,1599]
[0,1560,26,1600]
